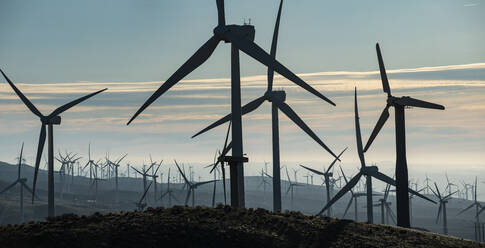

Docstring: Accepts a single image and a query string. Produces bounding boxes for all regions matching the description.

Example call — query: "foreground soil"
[0,205,483,248]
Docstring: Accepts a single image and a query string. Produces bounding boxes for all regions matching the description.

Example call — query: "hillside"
[0,206,482,248]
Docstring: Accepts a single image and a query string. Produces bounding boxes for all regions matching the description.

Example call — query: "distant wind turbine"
[175,160,216,206]
[0,143,38,222]
[300,147,347,216]
[430,182,456,235]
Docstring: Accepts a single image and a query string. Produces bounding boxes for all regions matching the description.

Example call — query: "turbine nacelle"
[363,166,378,174]
[42,116,62,125]
[214,24,255,43]
[268,90,286,102]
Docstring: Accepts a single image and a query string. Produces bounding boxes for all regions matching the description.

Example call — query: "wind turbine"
[258,168,271,193]
[127,0,334,208]
[285,167,305,210]
[160,168,178,207]
[459,177,481,224]
[424,174,432,195]
[0,143,38,222]
[132,163,155,205]
[147,160,162,204]
[445,173,457,195]
[374,182,396,225]
[135,181,153,211]
[89,163,106,206]
[1,69,106,217]
[318,88,435,223]
[337,166,368,221]
[300,147,348,216]
[106,154,127,204]
[430,182,456,235]
[206,121,232,205]
[191,0,337,212]
[175,160,216,206]
[83,144,99,182]
[362,43,445,227]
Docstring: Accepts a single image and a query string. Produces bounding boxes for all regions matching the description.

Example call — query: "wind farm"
[0,0,484,247]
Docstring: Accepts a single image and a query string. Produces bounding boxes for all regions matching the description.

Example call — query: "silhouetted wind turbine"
[132,163,155,205]
[362,43,444,227]
[0,143,38,222]
[445,173,457,195]
[135,181,153,211]
[175,160,216,206]
[424,174,432,195]
[160,168,178,207]
[374,181,396,225]
[300,147,347,216]
[1,69,107,217]
[106,154,127,204]
[459,177,481,224]
[337,166,368,221]
[206,121,232,205]
[127,0,334,208]
[285,167,305,210]
[147,160,162,204]
[191,0,337,212]
[430,182,456,235]
[318,88,435,223]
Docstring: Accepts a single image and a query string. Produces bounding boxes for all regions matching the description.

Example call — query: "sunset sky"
[0,0,484,198]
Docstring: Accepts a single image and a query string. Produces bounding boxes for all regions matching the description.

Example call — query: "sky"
[0,0,484,197]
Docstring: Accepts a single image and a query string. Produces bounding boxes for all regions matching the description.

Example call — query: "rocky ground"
[0,205,483,248]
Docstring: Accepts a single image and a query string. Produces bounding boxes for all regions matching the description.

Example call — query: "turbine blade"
[342,198,353,219]
[436,203,443,223]
[222,121,232,155]
[274,98,338,159]
[194,180,218,187]
[139,182,153,205]
[0,180,19,194]
[224,33,335,106]
[21,182,40,200]
[477,207,485,217]
[184,190,191,205]
[395,97,445,110]
[0,69,43,118]
[267,0,284,91]
[458,203,476,215]
[326,147,348,174]
[216,0,225,26]
[354,88,365,167]
[191,96,265,138]
[434,182,442,199]
[363,105,390,152]
[128,36,220,125]
[376,43,391,96]
[299,164,325,176]
[174,160,191,185]
[370,171,436,204]
[221,141,232,157]
[32,124,46,203]
[285,167,291,183]
[48,88,107,119]
[317,172,363,215]
[385,204,397,224]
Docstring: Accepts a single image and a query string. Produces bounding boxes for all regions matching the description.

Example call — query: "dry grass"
[0,205,483,248]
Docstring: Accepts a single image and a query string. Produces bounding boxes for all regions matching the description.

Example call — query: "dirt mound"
[0,205,482,248]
